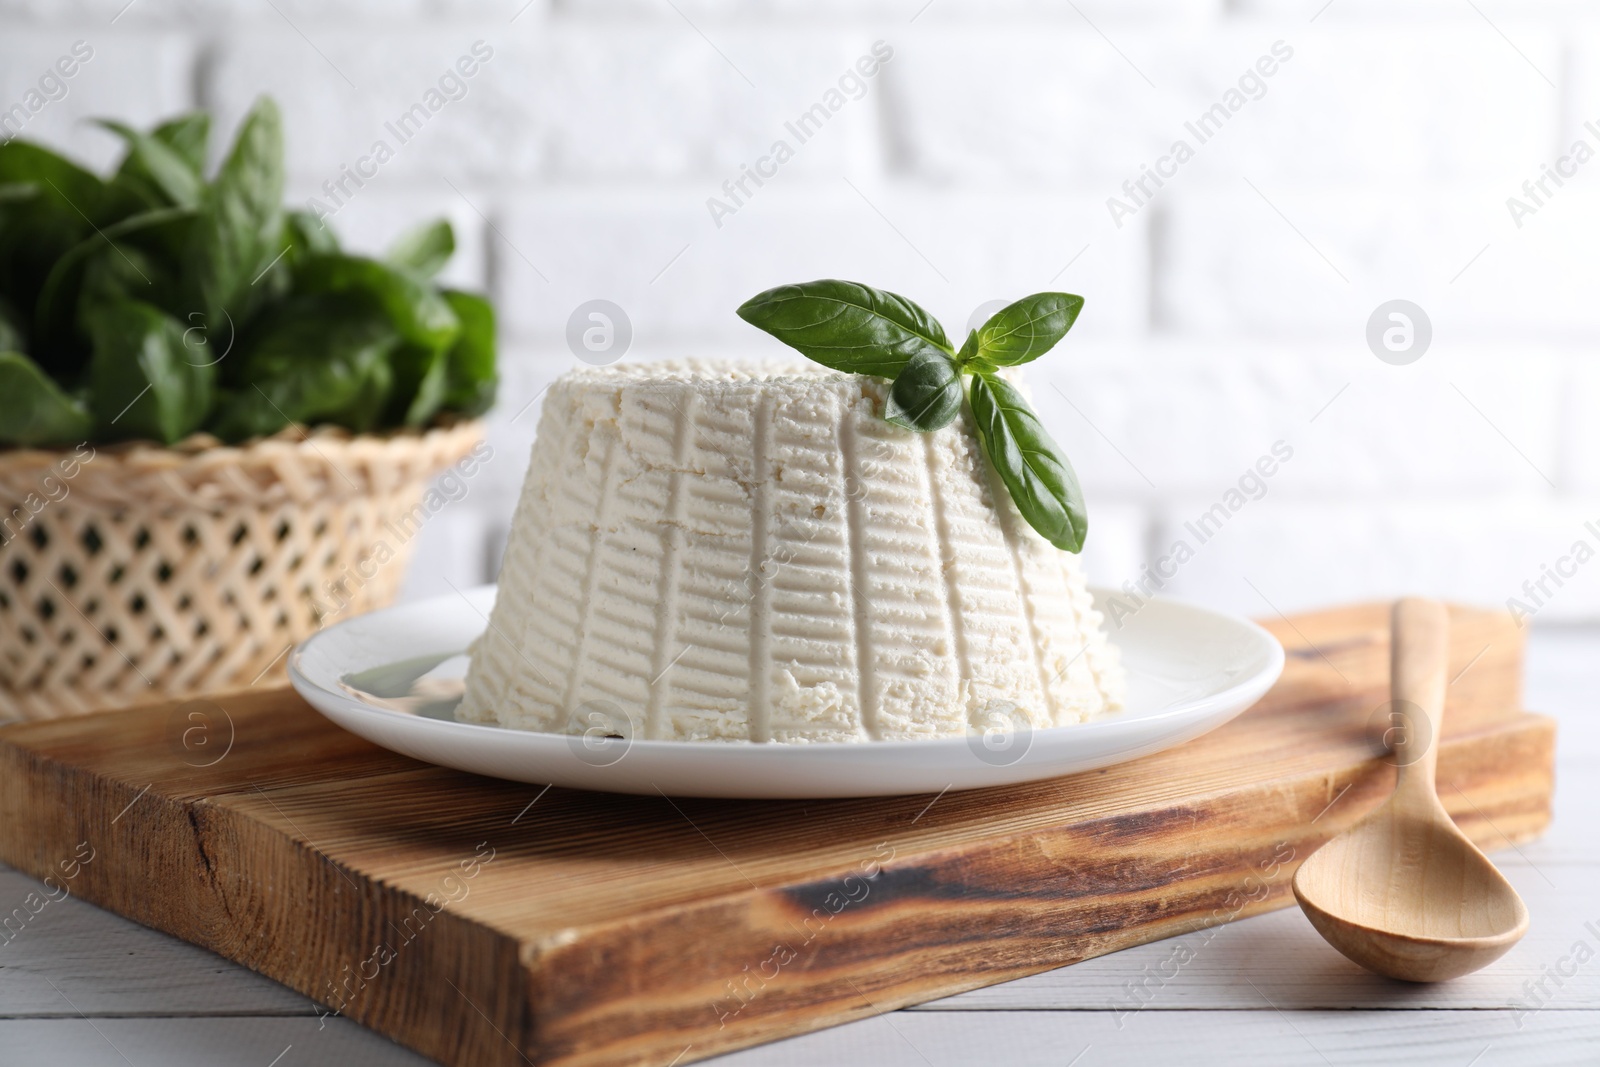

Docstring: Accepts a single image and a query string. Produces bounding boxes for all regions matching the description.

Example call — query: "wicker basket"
[0,420,483,720]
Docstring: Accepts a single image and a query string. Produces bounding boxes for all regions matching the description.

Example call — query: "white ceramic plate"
[288,585,1283,799]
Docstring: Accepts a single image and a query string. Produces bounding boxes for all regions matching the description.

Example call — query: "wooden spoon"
[1292,597,1529,982]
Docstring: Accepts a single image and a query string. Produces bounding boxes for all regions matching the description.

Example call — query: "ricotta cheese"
[458,361,1123,742]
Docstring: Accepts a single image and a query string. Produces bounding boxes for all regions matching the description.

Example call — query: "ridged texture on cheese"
[458,361,1123,742]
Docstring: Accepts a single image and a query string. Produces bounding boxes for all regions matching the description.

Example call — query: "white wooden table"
[3,627,1595,1066]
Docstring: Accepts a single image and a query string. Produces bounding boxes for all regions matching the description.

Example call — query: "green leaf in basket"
[86,298,215,445]
[209,295,400,441]
[183,96,285,330]
[0,351,92,447]
[439,289,497,418]
[95,118,204,210]
[295,253,460,353]
[386,219,455,280]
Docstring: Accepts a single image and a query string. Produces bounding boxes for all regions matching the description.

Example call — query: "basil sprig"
[737,279,1088,553]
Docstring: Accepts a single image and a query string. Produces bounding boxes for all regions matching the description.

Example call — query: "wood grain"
[922,858,1597,1013]
[0,602,1554,1067]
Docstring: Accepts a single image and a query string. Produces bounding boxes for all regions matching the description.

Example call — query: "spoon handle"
[1390,597,1449,805]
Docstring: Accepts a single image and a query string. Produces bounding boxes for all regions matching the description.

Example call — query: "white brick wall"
[1031,341,1566,497]
[6,0,1599,622]
[496,188,1147,344]
[1147,499,1600,622]
[0,31,193,170]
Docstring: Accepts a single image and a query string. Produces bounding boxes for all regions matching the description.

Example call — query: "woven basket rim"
[0,418,485,509]
[0,415,479,464]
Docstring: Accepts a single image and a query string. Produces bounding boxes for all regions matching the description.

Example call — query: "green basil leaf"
[386,343,449,428]
[972,292,1083,368]
[0,351,91,446]
[386,219,454,279]
[149,112,210,174]
[34,205,195,353]
[884,349,963,432]
[87,298,215,444]
[968,373,1086,553]
[0,141,104,220]
[955,328,978,365]
[186,96,285,329]
[285,209,339,259]
[209,295,398,441]
[737,278,952,377]
[439,289,497,417]
[95,119,203,209]
[295,253,459,351]
[79,245,174,331]
[0,146,103,345]
[0,297,25,352]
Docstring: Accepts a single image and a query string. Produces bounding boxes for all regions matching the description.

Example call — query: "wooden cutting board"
[0,602,1554,1067]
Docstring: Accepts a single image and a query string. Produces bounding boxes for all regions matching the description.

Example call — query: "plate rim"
[288,584,1286,758]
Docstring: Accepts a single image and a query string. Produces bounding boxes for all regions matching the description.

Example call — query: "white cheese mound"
[457,360,1123,742]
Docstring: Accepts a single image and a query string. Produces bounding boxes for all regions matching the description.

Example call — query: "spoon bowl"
[1293,795,1529,981]
[1291,598,1529,982]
